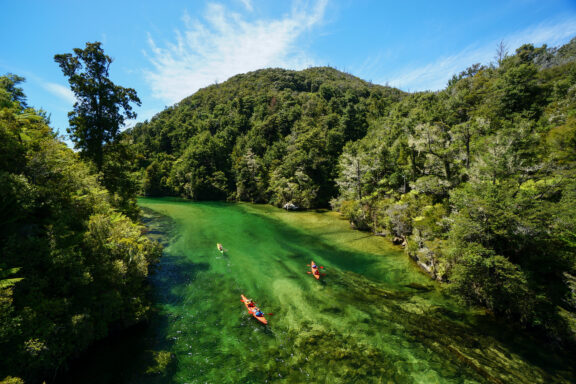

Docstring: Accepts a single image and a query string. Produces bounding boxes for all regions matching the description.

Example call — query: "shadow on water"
[53,208,212,384]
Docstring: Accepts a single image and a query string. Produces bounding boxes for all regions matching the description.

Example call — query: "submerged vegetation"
[128,38,576,342]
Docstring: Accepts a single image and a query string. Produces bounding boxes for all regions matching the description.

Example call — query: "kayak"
[241,294,268,325]
[311,260,320,280]
[217,243,224,252]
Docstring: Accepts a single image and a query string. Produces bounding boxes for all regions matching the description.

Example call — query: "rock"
[283,202,299,211]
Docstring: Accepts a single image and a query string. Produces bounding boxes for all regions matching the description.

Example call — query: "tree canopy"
[0,74,160,383]
[128,66,403,208]
[55,42,140,170]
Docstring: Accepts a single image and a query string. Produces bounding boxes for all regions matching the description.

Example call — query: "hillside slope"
[128,66,404,207]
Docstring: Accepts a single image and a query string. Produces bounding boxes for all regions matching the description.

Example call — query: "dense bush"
[331,40,576,337]
[0,75,162,382]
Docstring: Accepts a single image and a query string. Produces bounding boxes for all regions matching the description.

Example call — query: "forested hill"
[128,66,404,207]
[128,39,576,342]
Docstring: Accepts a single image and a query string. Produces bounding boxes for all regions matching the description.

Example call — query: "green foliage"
[0,377,24,384]
[54,42,145,217]
[143,154,175,197]
[326,39,576,337]
[169,131,231,200]
[448,243,533,321]
[144,350,174,375]
[0,74,161,381]
[100,140,143,218]
[234,148,267,202]
[127,67,404,207]
[54,42,141,170]
[0,74,27,109]
[0,267,22,290]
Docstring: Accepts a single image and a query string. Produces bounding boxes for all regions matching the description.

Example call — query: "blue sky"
[1,0,576,139]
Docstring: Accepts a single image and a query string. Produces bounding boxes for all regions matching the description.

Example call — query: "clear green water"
[58,198,575,383]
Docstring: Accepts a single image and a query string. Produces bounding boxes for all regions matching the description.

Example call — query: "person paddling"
[310,260,321,280]
[241,294,268,324]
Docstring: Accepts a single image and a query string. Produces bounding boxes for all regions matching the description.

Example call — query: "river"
[57,198,575,383]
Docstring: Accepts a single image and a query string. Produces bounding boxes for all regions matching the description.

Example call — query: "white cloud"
[42,82,76,104]
[387,17,576,92]
[144,0,328,104]
[238,0,253,12]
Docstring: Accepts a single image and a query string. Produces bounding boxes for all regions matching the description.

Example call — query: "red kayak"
[310,260,320,280]
[241,294,268,325]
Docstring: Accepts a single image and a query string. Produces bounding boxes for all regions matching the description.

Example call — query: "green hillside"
[129,66,404,207]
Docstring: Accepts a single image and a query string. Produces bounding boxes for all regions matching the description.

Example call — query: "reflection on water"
[56,198,575,384]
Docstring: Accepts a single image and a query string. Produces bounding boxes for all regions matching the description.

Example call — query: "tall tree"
[54,42,140,170]
[0,74,27,109]
[495,40,509,66]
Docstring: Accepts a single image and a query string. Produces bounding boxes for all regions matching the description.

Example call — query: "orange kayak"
[241,294,268,325]
[311,260,320,280]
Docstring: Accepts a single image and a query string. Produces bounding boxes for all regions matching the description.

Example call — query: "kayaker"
[254,309,264,317]
[314,269,320,276]
[246,299,255,307]
[312,263,317,268]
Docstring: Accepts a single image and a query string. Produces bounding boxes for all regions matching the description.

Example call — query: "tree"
[408,122,460,183]
[0,74,27,109]
[0,71,163,381]
[235,148,267,202]
[54,42,140,170]
[495,40,509,66]
[448,243,533,321]
[451,117,488,170]
[336,141,381,200]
